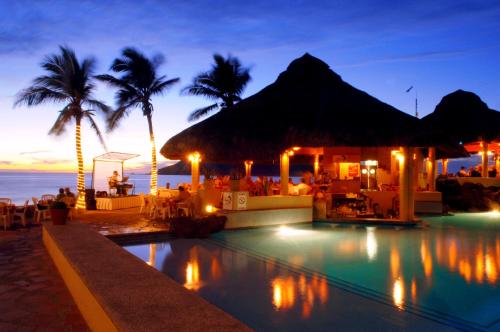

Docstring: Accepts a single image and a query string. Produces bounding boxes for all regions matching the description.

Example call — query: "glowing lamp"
[287,150,294,156]
[188,152,201,163]
[362,169,368,174]
[292,146,301,151]
[205,204,215,213]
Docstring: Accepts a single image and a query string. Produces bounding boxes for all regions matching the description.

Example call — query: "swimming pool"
[122,213,500,331]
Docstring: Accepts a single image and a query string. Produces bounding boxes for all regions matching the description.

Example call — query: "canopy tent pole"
[280,152,290,195]
[427,147,436,191]
[481,141,489,177]
[399,147,415,221]
[91,159,96,189]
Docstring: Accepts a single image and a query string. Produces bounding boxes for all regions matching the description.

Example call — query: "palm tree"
[182,54,251,122]
[15,46,110,209]
[96,47,179,195]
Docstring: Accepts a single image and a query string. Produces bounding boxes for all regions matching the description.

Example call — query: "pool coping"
[42,221,252,332]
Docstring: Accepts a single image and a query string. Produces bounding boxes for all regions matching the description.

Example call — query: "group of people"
[457,166,498,178]
[55,187,76,207]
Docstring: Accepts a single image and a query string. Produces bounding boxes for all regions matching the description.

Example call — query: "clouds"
[2,0,499,58]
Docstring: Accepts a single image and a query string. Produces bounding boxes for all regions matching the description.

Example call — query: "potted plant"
[49,201,69,225]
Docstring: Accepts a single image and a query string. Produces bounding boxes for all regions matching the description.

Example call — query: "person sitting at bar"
[296,178,312,195]
[457,166,468,177]
[471,166,481,177]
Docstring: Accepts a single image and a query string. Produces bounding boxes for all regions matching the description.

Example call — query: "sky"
[0,0,499,172]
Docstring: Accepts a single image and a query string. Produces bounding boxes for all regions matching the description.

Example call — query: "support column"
[313,154,320,181]
[482,142,489,177]
[427,147,436,191]
[390,150,399,185]
[414,148,424,190]
[280,152,290,195]
[496,153,500,175]
[442,158,448,175]
[244,160,253,178]
[189,152,200,192]
[399,147,415,222]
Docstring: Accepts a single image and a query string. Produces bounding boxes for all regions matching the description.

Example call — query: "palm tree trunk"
[146,113,158,195]
[75,117,86,209]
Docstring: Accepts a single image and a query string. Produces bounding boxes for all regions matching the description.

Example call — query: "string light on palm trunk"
[75,123,86,209]
[150,133,158,195]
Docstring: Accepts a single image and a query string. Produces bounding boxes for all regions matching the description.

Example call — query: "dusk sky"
[1,0,499,172]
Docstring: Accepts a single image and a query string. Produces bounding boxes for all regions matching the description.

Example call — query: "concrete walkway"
[0,226,88,332]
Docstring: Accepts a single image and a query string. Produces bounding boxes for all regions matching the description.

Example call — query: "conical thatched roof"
[161,54,423,162]
[422,90,500,144]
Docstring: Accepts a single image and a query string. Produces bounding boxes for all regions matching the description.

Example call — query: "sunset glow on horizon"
[1,1,499,172]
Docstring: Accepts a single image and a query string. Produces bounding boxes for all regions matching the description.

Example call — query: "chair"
[13,200,29,227]
[155,200,173,221]
[0,203,12,231]
[32,197,49,223]
[139,193,149,214]
[41,194,56,202]
[176,201,191,217]
[0,198,12,205]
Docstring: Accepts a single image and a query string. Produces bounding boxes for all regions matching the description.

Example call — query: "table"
[96,196,141,210]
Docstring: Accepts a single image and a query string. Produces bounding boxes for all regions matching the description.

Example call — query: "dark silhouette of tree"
[183,54,251,122]
[15,46,110,208]
[96,47,179,194]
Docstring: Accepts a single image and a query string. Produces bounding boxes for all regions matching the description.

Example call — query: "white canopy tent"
[92,152,139,192]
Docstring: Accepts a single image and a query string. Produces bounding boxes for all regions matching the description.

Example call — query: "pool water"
[123,213,500,331]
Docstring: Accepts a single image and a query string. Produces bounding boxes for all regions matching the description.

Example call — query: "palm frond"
[48,106,73,136]
[107,104,135,131]
[14,87,68,107]
[150,77,180,96]
[85,99,112,114]
[188,103,219,122]
[182,53,251,120]
[84,112,108,151]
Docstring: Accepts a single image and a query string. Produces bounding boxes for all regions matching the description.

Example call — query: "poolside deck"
[74,207,170,235]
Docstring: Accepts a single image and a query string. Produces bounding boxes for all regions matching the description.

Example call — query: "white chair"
[32,197,49,223]
[155,200,172,221]
[139,193,149,214]
[176,201,191,217]
[0,198,12,205]
[41,194,56,202]
[13,200,29,227]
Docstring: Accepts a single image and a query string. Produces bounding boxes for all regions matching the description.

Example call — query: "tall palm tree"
[15,46,110,209]
[96,47,179,195]
[183,54,251,122]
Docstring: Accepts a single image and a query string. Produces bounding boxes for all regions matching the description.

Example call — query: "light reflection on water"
[124,213,500,330]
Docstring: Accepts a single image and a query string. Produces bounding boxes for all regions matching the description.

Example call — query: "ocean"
[0,172,195,204]
[0,157,484,204]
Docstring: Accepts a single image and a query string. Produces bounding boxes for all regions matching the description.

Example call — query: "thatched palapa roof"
[422,90,500,144]
[161,54,432,162]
